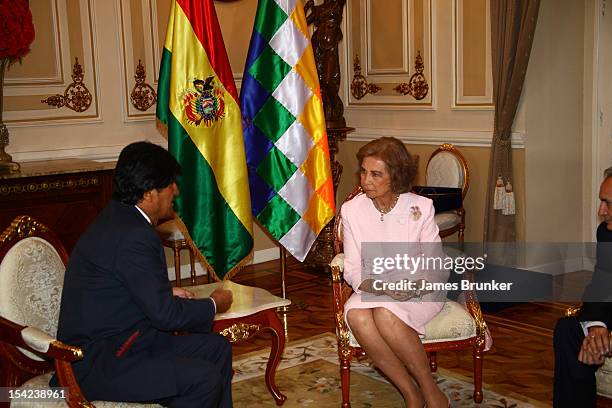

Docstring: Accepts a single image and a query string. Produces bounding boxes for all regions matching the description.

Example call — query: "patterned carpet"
[232,333,547,408]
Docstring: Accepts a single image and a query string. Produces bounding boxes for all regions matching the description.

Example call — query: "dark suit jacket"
[578,222,612,326]
[54,200,216,400]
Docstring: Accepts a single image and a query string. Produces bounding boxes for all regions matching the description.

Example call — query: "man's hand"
[172,287,195,299]
[210,289,233,313]
[578,326,610,365]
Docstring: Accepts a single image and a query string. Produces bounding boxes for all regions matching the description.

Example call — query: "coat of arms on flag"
[181,76,226,127]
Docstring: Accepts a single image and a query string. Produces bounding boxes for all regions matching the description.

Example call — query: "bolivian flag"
[156,0,253,280]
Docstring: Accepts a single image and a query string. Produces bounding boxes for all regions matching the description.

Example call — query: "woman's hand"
[383,289,414,301]
[358,279,380,294]
[385,279,433,301]
[358,279,431,300]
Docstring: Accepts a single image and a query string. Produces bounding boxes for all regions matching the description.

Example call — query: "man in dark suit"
[53,141,234,407]
[553,166,612,407]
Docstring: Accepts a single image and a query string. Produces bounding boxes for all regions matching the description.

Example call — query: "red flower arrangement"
[0,0,35,62]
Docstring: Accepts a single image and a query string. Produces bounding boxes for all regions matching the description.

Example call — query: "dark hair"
[356,137,417,193]
[112,141,181,205]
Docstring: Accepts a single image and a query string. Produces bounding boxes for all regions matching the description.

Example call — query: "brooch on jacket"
[409,206,422,221]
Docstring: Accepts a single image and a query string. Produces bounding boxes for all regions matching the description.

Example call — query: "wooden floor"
[183,259,611,408]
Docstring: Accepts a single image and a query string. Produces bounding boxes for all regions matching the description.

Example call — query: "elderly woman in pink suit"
[341,137,449,408]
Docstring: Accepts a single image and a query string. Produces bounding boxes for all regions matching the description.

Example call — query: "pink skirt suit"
[341,192,448,336]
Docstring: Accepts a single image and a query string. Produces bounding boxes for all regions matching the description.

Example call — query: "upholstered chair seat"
[597,357,612,398]
[12,373,162,408]
[433,211,462,231]
[347,298,477,347]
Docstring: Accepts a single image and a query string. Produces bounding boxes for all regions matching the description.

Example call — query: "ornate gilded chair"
[0,216,290,407]
[426,143,469,245]
[329,187,487,407]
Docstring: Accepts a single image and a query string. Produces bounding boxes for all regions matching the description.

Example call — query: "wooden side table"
[0,159,114,252]
[186,281,291,406]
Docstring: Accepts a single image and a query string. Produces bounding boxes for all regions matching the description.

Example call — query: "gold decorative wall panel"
[452,0,493,108]
[3,0,99,123]
[118,0,159,119]
[346,0,433,107]
[41,58,93,112]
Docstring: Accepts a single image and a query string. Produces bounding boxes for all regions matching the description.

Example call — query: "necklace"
[372,194,399,221]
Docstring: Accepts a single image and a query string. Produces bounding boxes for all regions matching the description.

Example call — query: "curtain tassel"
[493,175,505,210]
[502,180,516,215]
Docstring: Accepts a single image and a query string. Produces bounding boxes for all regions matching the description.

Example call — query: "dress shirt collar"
[134,205,151,224]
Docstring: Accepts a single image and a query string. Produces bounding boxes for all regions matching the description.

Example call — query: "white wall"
[523,0,586,242]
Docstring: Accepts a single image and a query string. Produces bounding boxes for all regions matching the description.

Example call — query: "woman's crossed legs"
[347,307,448,408]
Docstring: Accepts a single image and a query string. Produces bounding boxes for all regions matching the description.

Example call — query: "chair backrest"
[0,216,68,360]
[426,143,469,198]
[333,186,364,255]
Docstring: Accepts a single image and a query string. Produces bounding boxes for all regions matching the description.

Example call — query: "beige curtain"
[484,0,540,244]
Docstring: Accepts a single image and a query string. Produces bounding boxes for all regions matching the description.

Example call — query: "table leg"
[263,309,287,405]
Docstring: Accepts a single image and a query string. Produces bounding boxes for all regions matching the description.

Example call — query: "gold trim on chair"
[0,215,49,244]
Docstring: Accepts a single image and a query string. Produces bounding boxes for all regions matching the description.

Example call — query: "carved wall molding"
[452,0,493,108]
[346,0,433,106]
[347,127,525,149]
[352,53,429,101]
[3,0,99,124]
[0,177,100,196]
[393,52,429,100]
[130,60,157,111]
[350,54,381,100]
[41,58,93,113]
[4,0,64,86]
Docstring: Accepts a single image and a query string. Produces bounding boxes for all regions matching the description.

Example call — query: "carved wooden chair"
[426,143,469,245]
[329,187,487,407]
[0,215,290,407]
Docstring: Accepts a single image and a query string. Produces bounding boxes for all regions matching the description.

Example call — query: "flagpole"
[280,246,287,299]
[278,245,290,313]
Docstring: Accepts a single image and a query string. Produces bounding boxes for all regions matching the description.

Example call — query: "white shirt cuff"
[209,297,216,314]
[581,321,607,336]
